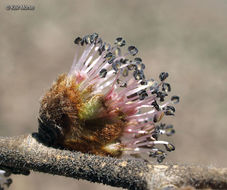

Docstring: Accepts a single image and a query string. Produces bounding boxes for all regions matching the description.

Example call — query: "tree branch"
[0,134,226,190]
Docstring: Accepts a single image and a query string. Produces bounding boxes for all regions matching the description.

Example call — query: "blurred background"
[0,0,227,189]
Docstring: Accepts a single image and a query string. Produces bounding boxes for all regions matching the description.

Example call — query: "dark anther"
[104,43,111,51]
[120,82,127,88]
[159,123,166,129]
[152,132,159,140]
[99,69,107,78]
[101,42,111,52]
[159,72,169,81]
[153,114,158,123]
[120,58,129,65]
[140,80,147,85]
[90,33,99,43]
[155,125,161,132]
[151,101,160,111]
[149,149,166,163]
[80,38,85,46]
[117,79,127,88]
[104,52,113,60]
[74,37,82,45]
[128,46,138,56]
[127,63,137,70]
[121,58,129,64]
[156,91,163,98]
[164,111,174,116]
[112,61,121,72]
[160,97,164,102]
[115,37,126,47]
[134,57,142,63]
[98,48,103,55]
[137,63,145,71]
[164,143,175,152]
[157,155,165,163]
[171,96,180,104]
[127,64,133,70]
[157,124,175,137]
[127,92,138,99]
[96,37,103,46]
[155,124,165,134]
[151,88,158,95]
[165,128,175,136]
[138,90,148,100]
[108,56,116,64]
[120,83,126,88]
[167,106,175,112]
[164,106,175,116]
[162,83,171,92]
[156,91,168,102]
[165,124,173,129]
[101,45,105,52]
[149,149,164,158]
[83,35,91,44]
[122,68,129,77]
[133,70,145,80]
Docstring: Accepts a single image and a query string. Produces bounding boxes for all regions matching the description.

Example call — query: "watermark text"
[6,5,35,11]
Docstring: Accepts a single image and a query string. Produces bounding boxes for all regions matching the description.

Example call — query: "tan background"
[0,0,227,189]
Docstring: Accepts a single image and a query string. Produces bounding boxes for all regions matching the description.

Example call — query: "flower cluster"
[0,170,12,190]
[39,33,179,162]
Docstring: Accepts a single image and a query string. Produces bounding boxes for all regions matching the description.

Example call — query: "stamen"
[62,33,179,162]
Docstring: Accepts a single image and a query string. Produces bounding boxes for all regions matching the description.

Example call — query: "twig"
[0,134,226,190]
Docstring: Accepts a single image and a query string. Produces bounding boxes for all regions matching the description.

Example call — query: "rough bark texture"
[0,134,226,190]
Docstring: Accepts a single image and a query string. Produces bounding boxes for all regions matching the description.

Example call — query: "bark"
[0,134,226,190]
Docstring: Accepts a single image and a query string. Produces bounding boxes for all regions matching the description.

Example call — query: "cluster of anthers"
[38,33,179,163]
[0,170,12,190]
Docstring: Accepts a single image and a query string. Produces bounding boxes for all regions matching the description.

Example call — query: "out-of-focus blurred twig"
[0,134,226,190]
